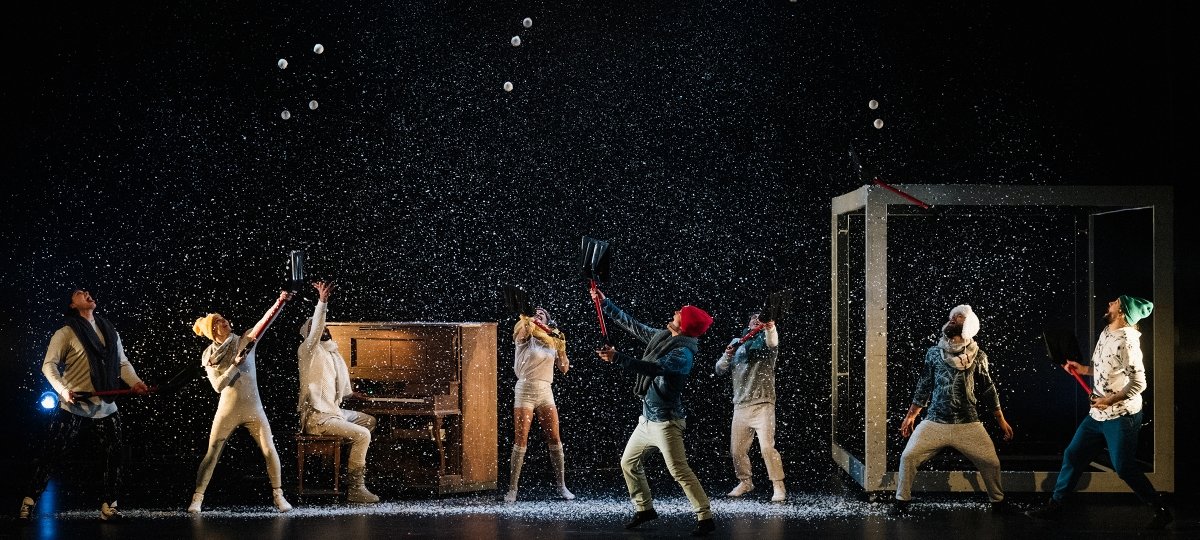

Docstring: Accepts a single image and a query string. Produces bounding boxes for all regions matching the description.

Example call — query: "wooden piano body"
[326,321,497,495]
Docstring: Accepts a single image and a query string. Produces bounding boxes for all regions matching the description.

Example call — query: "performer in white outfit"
[297,281,379,503]
[187,290,293,513]
[504,307,575,503]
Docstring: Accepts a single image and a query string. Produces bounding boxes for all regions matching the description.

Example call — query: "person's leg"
[193,414,235,495]
[95,413,127,509]
[653,418,712,522]
[727,406,755,496]
[1051,417,1106,501]
[21,409,84,518]
[245,412,291,512]
[536,402,575,500]
[895,421,948,503]
[951,422,1004,503]
[323,413,374,470]
[315,415,377,503]
[620,417,655,513]
[506,406,534,502]
[749,404,786,501]
[1103,411,1160,503]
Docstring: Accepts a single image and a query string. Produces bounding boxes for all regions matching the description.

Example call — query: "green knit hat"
[1119,295,1154,325]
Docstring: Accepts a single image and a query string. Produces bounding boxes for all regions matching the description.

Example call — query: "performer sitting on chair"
[297,280,380,504]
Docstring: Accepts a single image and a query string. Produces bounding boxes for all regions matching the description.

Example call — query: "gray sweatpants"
[896,420,1004,502]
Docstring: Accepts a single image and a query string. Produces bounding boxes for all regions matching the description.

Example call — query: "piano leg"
[434,416,446,478]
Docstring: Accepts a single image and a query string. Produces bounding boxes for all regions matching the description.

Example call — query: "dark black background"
[1,0,1193,507]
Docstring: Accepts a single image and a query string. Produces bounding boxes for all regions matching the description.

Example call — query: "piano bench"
[295,433,348,499]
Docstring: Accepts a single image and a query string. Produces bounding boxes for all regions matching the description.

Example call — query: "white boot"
[727,480,754,497]
[187,492,204,513]
[548,444,575,500]
[18,497,35,520]
[771,480,787,502]
[272,488,293,512]
[505,445,526,503]
[346,467,380,504]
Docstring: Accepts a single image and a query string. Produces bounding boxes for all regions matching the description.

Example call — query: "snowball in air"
[873,118,884,129]
[511,36,521,47]
[868,99,879,110]
[313,43,324,54]
[522,17,533,28]
[281,110,291,120]
[309,100,319,110]
[277,58,288,69]
[503,81,513,92]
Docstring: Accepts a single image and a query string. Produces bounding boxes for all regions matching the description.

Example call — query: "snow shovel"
[73,362,201,399]
[729,288,794,348]
[1042,327,1094,396]
[502,284,556,334]
[580,236,612,345]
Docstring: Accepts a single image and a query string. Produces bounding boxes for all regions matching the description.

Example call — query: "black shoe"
[888,500,911,516]
[691,518,715,536]
[1025,499,1063,520]
[624,509,658,529]
[1146,506,1173,530]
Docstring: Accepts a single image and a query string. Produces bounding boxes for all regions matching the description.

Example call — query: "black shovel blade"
[761,288,794,323]
[580,236,612,282]
[158,364,204,394]
[1043,327,1087,366]
[502,284,535,317]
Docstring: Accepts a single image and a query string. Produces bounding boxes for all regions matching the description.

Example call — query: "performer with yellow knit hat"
[186,290,293,514]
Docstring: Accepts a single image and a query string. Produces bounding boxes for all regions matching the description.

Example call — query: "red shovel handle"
[1066,364,1094,395]
[589,279,609,341]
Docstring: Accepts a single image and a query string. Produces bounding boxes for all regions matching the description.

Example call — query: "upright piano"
[326,321,497,495]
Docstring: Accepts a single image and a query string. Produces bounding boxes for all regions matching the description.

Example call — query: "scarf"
[633,330,699,398]
[939,336,980,402]
[938,336,978,370]
[64,314,122,403]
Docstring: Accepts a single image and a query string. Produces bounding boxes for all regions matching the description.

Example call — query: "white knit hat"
[948,304,980,340]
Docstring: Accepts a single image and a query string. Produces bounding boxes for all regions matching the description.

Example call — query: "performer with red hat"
[592,286,716,537]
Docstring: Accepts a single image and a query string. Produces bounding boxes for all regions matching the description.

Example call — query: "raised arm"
[601,298,659,344]
[246,290,293,342]
[299,282,333,358]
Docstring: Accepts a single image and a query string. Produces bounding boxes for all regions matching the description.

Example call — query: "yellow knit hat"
[193,313,220,340]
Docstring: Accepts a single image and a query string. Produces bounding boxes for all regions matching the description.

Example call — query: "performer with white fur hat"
[891,304,1014,515]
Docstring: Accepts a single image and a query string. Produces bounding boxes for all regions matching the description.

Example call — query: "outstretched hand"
[596,345,616,363]
[313,280,335,302]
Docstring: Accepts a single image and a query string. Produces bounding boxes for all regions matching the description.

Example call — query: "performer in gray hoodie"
[892,304,1013,514]
[715,311,785,502]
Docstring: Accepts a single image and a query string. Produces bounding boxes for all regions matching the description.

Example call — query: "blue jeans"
[1052,410,1158,504]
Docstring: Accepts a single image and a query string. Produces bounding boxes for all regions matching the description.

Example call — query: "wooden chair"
[295,433,347,498]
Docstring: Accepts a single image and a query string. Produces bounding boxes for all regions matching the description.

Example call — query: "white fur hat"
[948,304,980,340]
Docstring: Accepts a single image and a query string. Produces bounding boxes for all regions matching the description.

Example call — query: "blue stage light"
[39,391,58,410]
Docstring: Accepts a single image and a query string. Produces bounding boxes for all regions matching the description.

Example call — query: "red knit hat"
[678,305,713,337]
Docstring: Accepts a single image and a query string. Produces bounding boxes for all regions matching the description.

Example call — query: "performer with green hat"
[1027,294,1172,529]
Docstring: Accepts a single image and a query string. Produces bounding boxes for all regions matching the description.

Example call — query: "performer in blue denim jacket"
[591,286,716,537]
